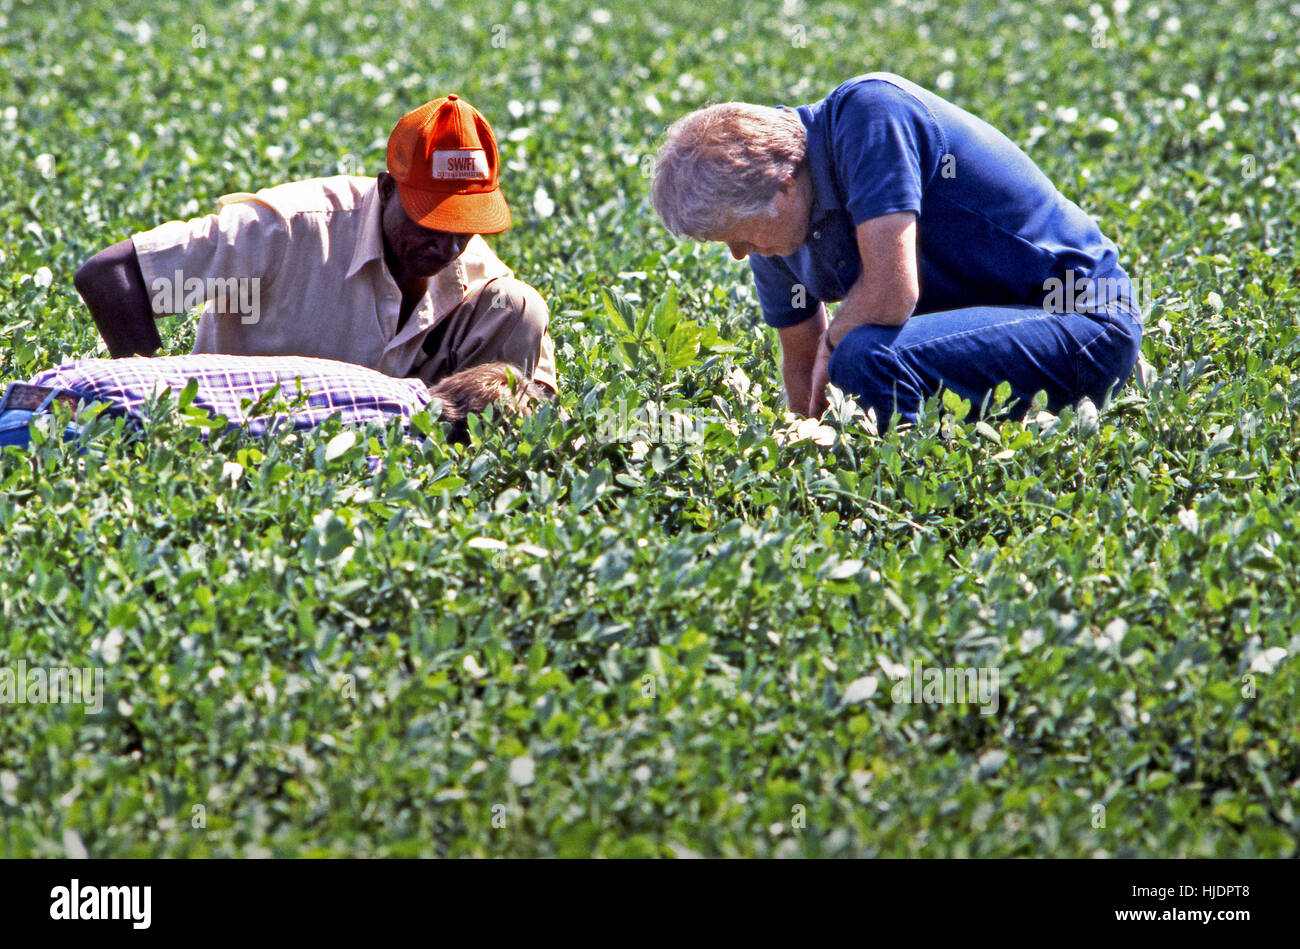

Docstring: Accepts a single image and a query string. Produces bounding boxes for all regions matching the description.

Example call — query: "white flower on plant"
[876,654,908,681]
[35,153,55,179]
[591,8,612,24]
[842,675,878,705]
[976,749,1007,776]
[508,755,535,785]
[1093,618,1127,651]
[1019,627,1045,653]
[935,71,954,91]
[97,627,125,664]
[1096,116,1120,134]
[208,664,226,685]
[264,145,285,162]
[271,76,288,94]
[533,186,555,219]
[1197,112,1226,136]
[1116,690,1138,727]
[462,654,487,679]
[1249,647,1288,675]
[1054,105,1080,123]
[33,266,53,288]
[507,99,526,119]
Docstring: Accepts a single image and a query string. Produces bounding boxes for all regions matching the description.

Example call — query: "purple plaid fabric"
[28,355,433,437]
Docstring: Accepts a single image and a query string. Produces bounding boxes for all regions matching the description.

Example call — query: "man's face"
[379,173,474,279]
[712,171,812,260]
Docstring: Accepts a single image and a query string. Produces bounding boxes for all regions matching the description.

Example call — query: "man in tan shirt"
[73,95,557,393]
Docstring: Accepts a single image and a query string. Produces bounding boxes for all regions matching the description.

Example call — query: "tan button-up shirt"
[132,175,517,379]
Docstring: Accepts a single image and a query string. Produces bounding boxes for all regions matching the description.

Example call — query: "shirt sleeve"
[829,80,935,226]
[131,199,289,317]
[749,253,820,328]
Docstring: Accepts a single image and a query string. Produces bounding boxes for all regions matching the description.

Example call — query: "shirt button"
[813,230,822,240]
[836,259,845,268]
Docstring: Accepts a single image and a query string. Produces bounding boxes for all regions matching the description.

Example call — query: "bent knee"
[827,325,901,392]
[486,277,549,333]
[1107,313,1143,376]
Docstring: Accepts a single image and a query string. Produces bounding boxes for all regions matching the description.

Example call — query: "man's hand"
[808,333,832,418]
[777,305,827,417]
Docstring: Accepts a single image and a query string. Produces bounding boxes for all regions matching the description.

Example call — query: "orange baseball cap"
[386,94,511,234]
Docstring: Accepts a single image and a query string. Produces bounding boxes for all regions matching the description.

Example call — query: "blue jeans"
[0,385,86,450]
[0,408,86,449]
[827,302,1143,428]
[0,408,40,449]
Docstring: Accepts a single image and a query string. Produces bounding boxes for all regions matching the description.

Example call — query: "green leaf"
[602,287,638,334]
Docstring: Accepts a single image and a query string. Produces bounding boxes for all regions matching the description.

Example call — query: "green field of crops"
[2,0,1298,857]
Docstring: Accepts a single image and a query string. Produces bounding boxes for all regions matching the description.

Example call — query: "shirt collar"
[346,177,470,309]
[346,178,386,279]
[791,102,843,223]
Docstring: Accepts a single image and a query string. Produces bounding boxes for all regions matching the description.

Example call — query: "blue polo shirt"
[749,73,1134,328]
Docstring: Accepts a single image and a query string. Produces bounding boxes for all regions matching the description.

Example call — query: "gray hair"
[651,102,808,241]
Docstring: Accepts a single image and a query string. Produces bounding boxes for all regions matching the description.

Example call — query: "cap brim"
[396,185,512,234]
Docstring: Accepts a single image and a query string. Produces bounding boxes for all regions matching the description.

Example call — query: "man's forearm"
[73,240,162,357]
[88,295,163,357]
[825,279,916,346]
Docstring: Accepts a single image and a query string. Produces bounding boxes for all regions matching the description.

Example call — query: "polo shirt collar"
[791,103,843,224]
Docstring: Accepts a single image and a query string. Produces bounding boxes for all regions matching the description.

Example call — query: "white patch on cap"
[431,149,490,180]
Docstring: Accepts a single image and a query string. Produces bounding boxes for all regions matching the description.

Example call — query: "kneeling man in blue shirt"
[651,72,1142,426]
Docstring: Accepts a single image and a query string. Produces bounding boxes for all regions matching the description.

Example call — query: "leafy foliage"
[1,0,1298,856]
